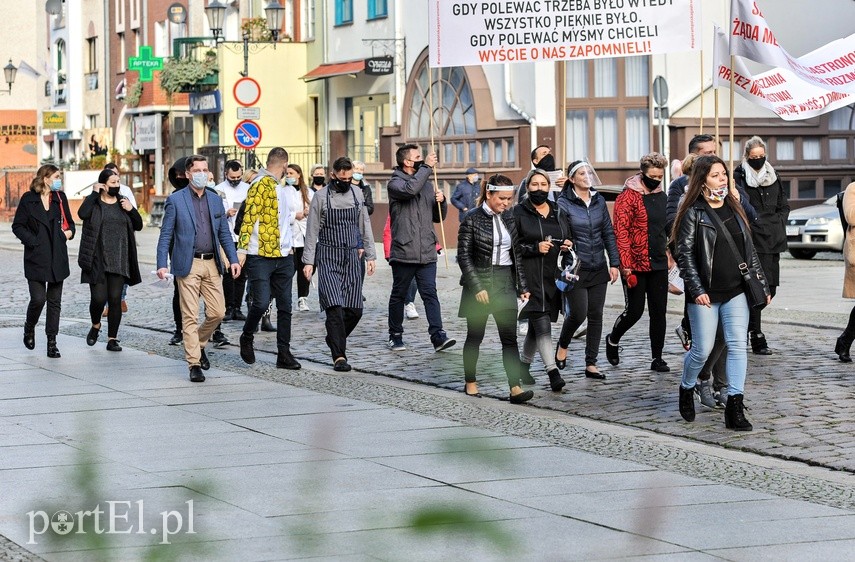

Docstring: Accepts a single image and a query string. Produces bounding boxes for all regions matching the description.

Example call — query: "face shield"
[565,160,602,191]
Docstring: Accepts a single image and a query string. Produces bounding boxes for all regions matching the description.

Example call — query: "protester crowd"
[12,135,854,431]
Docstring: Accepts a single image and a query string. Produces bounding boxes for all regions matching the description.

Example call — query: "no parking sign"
[234,120,261,149]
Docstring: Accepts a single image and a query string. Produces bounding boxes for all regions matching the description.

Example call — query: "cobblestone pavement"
[1,223,853,474]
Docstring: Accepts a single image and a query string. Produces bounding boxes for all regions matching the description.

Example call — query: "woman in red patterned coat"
[606,152,671,373]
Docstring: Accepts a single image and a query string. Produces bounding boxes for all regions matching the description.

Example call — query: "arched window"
[408,65,475,138]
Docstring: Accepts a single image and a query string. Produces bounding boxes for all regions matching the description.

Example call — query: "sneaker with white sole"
[404,302,419,319]
[297,297,310,312]
[695,380,716,409]
[675,325,691,351]
[388,334,406,351]
[518,321,528,336]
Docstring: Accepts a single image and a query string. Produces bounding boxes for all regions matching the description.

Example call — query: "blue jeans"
[243,255,295,351]
[388,261,445,342]
[681,293,749,396]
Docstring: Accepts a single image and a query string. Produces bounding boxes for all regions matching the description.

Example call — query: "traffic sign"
[234,120,261,149]
[237,107,261,120]
[233,77,261,107]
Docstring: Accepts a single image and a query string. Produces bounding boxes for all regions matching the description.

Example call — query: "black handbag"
[703,204,767,310]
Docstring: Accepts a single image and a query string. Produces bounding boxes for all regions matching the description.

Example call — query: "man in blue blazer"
[157,155,241,382]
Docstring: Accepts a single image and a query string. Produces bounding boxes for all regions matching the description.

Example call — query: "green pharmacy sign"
[128,46,164,82]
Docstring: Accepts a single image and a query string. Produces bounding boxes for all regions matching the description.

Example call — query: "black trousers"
[610,268,668,359]
[463,305,521,389]
[223,268,247,310]
[557,280,608,366]
[325,306,362,360]
[748,284,777,333]
[89,273,125,338]
[172,277,182,331]
[26,280,63,336]
[843,305,855,340]
[294,246,311,299]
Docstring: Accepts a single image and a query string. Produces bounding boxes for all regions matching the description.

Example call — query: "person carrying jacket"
[555,161,620,379]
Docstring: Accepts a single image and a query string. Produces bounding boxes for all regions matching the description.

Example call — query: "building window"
[776,138,795,161]
[802,138,821,160]
[830,138,848,160]
[563,56,650,166]
[825,179,843,197]
[335,0,353,25]
[303,0,315,40]
[87,38,98,72]
[368,0,387,19]
[829,106,854,131]
[798,179,816,199]
[118,32,126,72]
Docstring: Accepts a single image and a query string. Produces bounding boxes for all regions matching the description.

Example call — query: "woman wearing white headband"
[457,174,533,403]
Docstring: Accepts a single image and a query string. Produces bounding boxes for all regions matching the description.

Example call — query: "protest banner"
[730,0,855,94]
[713,25,853,121]
[428,0,701,68]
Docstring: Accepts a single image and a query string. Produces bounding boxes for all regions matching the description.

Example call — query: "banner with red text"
[730,0,855,94]
[713,25,853,121]
[428,0,701,68]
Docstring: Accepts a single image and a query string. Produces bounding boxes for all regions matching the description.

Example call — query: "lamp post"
[205,1,285,77]
[0,59,17,95]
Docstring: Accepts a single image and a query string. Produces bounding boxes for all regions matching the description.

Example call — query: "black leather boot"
[835,333,853,363]
[46,336,61,359]
[547,369,566,392]
[23,327,35,350]
[724,393,753,431]
[749,331,772,355]
[678,385,695,422]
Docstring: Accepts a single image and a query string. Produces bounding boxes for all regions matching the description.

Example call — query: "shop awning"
[301,60,365,82]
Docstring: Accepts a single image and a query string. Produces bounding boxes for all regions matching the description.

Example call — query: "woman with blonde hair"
[12,164,75,358]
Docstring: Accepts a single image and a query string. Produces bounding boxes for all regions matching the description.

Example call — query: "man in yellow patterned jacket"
[236,147,300,369]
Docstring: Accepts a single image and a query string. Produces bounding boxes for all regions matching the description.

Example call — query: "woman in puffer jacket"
[457,174,533,404]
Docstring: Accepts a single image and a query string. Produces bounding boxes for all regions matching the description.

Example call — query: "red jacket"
[613,174,665,272]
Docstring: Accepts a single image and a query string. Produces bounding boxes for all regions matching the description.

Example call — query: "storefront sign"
[132,115,159,151]
[365,56,394,75]
[167,3,187,24]
[42,111,67,130]
[189,90,222,115]
[128,46,164,82]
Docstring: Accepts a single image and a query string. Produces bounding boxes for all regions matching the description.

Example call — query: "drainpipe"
[103,0,110,134]
[321,0,330,164]
[504,63,536,157]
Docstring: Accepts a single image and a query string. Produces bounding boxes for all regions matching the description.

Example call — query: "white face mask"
[706,186,728,202]
[190,172,208,189]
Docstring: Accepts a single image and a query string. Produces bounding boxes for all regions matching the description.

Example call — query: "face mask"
[173,177,190,189]
[228,179,241,187]
[471,175,479,183]
[707,186,728,202]
[641,175,661,191]
[50,179,62,191]
[748,157,766,171]
[312,176,326,186]
[352,172,364,182]
[411,160,424,172]
[190,172,208,189]
[285,177,297,186]
[527,189,550,205]
[206,181,216,189]
[107,186,120,197]
[537,154,556,172]
[332,178,351,193]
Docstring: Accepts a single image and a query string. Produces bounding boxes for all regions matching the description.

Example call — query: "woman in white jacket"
[286,163,314,311]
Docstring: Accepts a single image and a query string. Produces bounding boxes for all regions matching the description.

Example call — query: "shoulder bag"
[703,204,767,310]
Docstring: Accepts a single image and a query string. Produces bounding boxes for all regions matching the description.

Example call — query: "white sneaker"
[518,321,528,336]
[404,302,419,319]
[297,297,309,312]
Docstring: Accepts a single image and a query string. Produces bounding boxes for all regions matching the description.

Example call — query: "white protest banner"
[730,0,855,94]
[428,0,701,68]
[714,25,854,121]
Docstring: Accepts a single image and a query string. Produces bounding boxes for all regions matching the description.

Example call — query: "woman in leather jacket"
[457,174,533,404]
[672,156,770,431]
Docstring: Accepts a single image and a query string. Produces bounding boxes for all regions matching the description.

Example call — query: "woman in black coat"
[458,174,533,404]
[77,169,143,352]
[12,165,75,358]
[733,135,788,355]
[556,161,620,379]
[513,169,574,392]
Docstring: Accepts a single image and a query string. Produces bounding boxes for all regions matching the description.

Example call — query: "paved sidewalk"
[1,222,853,474]
[2,324,855,560]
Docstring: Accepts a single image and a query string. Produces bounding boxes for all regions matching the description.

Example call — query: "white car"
[785,195,845,259]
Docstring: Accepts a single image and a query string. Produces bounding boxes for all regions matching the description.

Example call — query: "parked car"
[785,196,845,259]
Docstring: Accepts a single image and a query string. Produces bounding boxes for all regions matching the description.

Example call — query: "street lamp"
[0,59,17,95]
[204,0,228,42]
[264,1,285,42]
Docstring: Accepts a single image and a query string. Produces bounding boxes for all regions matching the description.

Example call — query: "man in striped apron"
[302,157,376,372]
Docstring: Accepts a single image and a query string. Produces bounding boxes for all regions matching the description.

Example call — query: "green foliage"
[77,155,108,170]
[241,17,273,41]
[159,55,218,99]
[125,81,143,107]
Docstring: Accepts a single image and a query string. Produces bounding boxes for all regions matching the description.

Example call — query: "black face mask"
[537,154,556,172]
[332,178,351,193]
[641,175,661,191]
[411,160,424,172]
[107,187,121,197]
[312,176,326,187]
[527,189,550,205]
[227,179,241,187]
[748,157,766,170]
[172,177,189,190]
